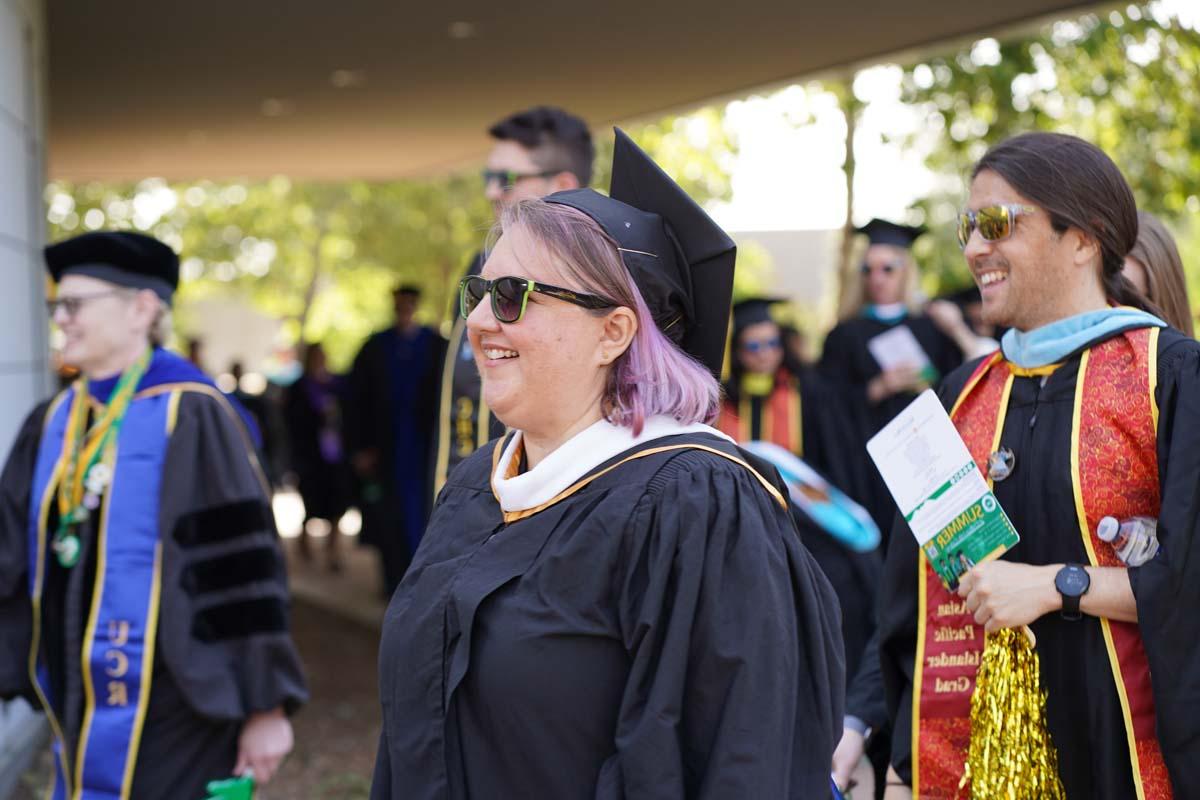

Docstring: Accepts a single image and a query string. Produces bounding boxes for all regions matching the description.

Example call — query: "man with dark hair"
[0,232,306,798]
[431,107,594,497]
[346,285,447,595]
[879,132,1200,799]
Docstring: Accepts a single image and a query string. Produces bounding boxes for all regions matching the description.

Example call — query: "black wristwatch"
[1055,564,1091,621]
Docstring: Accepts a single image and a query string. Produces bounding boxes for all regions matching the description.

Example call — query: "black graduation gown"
[372,432,845,799]
[0,388,308,800]
[819,314,963,536]
[880,326,1200,797]
[345,324,448,589]
[283,374,353,522]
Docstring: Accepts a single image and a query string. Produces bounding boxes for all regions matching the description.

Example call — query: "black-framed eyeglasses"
[860,261,902,276]
[458,275,616,323]
[46,290,128,318]
[481,169,560,192]
[957,204,1039,249]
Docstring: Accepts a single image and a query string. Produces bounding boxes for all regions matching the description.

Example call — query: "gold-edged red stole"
[913,330,1172,799]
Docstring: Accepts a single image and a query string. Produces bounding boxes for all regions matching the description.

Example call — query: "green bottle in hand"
[203,774,254,800]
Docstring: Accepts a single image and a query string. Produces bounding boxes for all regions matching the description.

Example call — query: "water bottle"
[1096,516,1159,567]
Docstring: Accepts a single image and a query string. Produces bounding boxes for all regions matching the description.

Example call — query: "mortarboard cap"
[732,297,789,337]
[855,218,926,249]
[545,128,736,378]
[45,231,179,303]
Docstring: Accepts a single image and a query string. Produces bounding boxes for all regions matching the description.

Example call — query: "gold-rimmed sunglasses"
[957,204,1039,249]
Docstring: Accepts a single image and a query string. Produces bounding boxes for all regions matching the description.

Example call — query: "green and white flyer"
[867,389,1019,587]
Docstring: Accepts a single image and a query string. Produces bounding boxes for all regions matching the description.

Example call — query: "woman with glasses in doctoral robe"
[370,131,846,800]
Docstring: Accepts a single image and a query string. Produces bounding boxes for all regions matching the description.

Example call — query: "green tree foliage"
[894,3,1200,292]
[45,110,738,370]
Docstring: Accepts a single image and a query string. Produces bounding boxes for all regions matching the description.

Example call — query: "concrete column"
[0,0,50,456]
[0,0,50,793]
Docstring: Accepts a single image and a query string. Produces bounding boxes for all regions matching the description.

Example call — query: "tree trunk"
[296,223,326,340]
[834,78,862,318]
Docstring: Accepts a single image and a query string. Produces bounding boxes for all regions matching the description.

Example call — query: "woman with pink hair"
[370,132,845,799]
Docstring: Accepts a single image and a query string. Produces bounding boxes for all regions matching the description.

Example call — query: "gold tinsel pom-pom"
[960,627,1066,800]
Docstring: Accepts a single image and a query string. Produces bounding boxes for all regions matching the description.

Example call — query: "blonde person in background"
[1123,210,1194,336]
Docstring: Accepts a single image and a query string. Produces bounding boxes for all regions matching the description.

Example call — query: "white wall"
[0,0,49,456]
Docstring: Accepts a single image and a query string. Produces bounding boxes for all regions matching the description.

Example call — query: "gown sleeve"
[878,509,919,783]
[156,390,308,720]
[0,403,49,701]
[1129,340,1200,790]
[597,450,845,799]
[846,627,888,731]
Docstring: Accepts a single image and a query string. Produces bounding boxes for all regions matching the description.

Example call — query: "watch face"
[1056,565,1090,596]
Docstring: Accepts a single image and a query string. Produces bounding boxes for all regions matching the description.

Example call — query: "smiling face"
[53,274,157,378]
[964,169,1100,331]
[467,225,616,439]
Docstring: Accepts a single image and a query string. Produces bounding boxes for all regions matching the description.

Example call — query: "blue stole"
[1000,307,1167,368]
[27,387,173,800]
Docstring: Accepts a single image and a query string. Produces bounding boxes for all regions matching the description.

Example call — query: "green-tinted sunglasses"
[957,204,1039,249]
[458,275,616,323]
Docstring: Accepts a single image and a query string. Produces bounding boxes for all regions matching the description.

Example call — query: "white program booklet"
[866,390,1019,586]
[867,326,937,381]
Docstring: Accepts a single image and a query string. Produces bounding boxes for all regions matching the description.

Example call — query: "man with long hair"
[880,133,1200,799]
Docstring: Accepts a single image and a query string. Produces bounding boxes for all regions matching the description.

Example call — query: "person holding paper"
[371,131,845,799]
[819,220,965,537]
[819,219,964,430]
[879,132,1200,799]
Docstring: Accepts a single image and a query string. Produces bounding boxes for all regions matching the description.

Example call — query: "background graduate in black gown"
[0,233,306,800]
[345,286,447,595]
[819,220,966,536]
[372,131,845,799]
[283,341,353,572]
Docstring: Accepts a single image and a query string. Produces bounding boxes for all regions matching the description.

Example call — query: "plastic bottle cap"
[1097,516,1119,542]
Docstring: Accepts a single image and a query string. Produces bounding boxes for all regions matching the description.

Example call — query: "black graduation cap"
[45,231,179,303]
[545,128,736,378]
[855,218,927,249]
[732,297,788,337]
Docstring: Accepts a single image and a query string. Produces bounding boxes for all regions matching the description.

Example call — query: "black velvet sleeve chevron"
[156,388,308,719]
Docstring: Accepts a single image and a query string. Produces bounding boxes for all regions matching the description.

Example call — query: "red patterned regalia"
[880,325,1200,799]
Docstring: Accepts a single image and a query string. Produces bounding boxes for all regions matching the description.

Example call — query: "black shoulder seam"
[639,445,754,501]
[937,354,990,405]
[1157,328,1199,379]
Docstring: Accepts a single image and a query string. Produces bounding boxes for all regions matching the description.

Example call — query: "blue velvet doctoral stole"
[27,389,172,800]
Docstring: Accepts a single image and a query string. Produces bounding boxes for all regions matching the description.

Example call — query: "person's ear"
[1069,228,1102,273]
[550,171,582,193]
[133,289,161,329]
[596,306,637,366]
